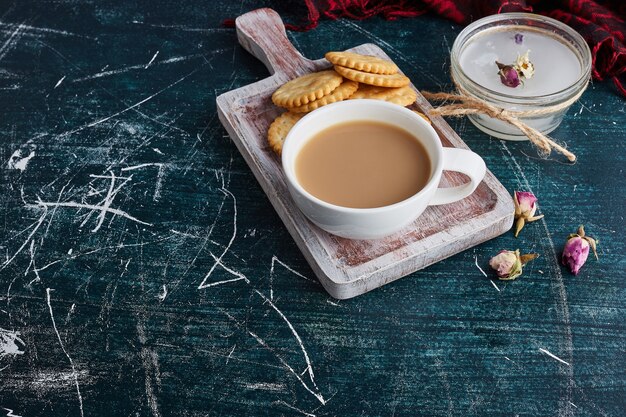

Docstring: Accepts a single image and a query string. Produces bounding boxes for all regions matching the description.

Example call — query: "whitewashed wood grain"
[216,8,514,299]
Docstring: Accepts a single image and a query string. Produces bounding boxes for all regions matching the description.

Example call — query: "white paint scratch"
[46,288,84,417]
[252,288,321,393]
[157,285,167,302]
[539,348,571,366]
[103,78,189,128]
[271,255,314,283]
[246,328,326,405]
[120,164,165,201]
[7,149,35,171]
[120,258,131,277]
[131,22,231,33]
[122,162,165,201]
[66,303,76,323]
[145,51,159,69]
[199,272,246,288]
[474,256,488,278]
[37,259,63,272]
[2,408,22,417]
[29,198,151,231]
[0,327,25,358]
[43,182,69,240]
[0,22,26,62]
[154,164,164,201]
[475,254,499,292]
[121,163,163,172]
[226,344,236,364]
[242,382,286,392]
[0,21,87,38]
[86,172,131,230]
[275,400,317,416]
[53,68,199,140]
[1,207,47,273]
[137,322,162,417]
[4,369,90,392]
[54,75,66,88]
[73,53,209,82]
[198,188,240,289]
[26,239,42,285]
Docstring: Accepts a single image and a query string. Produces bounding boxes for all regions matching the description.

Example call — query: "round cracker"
[289,80,358,113]
[350,84,417,106]
[272,70,343,108]
[267,112,303,155]
[325,51,398,75]
[413,110,432,124]
[334,65,410,87]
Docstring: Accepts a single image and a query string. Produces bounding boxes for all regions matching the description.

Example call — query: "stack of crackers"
[268,51,427,155]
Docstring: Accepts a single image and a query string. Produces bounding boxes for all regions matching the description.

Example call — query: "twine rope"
[422,79,588,162]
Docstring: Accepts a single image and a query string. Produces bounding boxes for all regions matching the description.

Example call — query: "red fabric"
[226,1,625,96]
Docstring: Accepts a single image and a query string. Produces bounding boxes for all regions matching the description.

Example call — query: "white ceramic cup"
[282,100,486,239]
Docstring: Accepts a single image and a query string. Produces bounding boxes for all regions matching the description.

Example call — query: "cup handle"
[430,148,486,206]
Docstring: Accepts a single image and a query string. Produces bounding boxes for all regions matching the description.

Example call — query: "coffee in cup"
[295,121,431,209]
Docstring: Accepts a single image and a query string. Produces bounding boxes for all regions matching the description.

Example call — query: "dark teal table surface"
[1,1,624,416]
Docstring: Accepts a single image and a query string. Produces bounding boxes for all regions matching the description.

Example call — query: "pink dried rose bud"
[495,50,534,88]
[489,249,538,281]
[513,191,544,237]
[490,250,522,280]
[562,225,598,275]
[496,62,521,88]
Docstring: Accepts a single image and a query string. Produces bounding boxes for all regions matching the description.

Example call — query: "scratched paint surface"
[0,1,624,416]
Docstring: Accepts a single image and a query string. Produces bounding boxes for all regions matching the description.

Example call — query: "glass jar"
[450,13,592,141]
